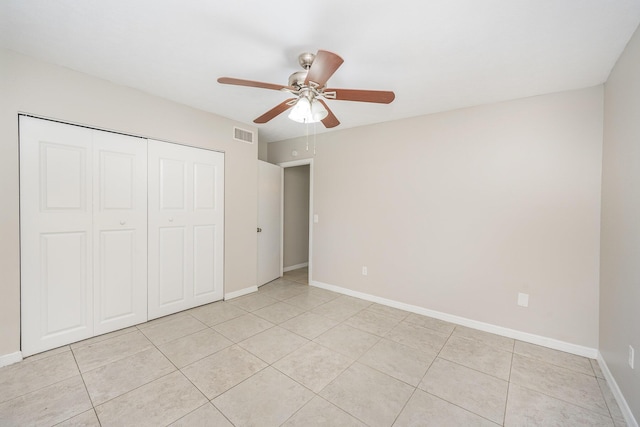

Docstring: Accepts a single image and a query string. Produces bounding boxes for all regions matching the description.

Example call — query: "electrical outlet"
[517,293,529,307]
[362,266,368,276]
[629,345,635,369]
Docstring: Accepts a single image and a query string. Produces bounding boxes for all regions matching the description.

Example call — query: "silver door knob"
[257,227,262,232]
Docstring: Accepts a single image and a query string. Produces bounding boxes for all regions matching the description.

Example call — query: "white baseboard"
[224,286,257,300]
[597,352,639,427]
[0,351,23,368]
[284,262,308,272]
[311,280,598,359]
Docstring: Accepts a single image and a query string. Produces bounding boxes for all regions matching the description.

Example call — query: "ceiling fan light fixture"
[288,97,327,123]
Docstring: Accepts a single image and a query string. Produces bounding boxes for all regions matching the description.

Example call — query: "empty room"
[0,1,639,426]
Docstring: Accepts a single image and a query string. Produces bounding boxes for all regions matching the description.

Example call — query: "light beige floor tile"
[56,409,100,426]
[182,345,268,399]
[228,292,278,312]
[0,376,92,426]
[344,309,401,336]
[439,335,513,380]
[510,354,609,416]
[306,286,341,301]
[452,325,515,352]
[505,383,614,426]
[213,367,314,427]
[70,327,138,350]
[82,347,175,405]
[420,358,508,424]
[282,396,366,427]
[136,311,189,330]
[253,301,304,324]
[280,312,338,339]
[139,314,207,346]
[312,297,369,322]
[314,324,380,359]
[258,282,308,301]
[188,302,247,327]
[238,326,308,364]
[158,328,232,368]
[73,330,152,373]
[22,345,71,363]
[394,389,499,427]
[0,350,79,403]
[597,377,626,421]
[365,303,409,321]
[95,371,206,426]
[385,322,449,354]
[169,402,233,427]
[514,340,593,375]
[359,338,435,386]
[213,313,274,342]
[591,358,605,379]
[274,342,353,392]
[283,293,331,311]
[320,362,414,427]
[404,313,456,335]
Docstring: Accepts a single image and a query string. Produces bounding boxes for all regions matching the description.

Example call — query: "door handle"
[257,227,262,232]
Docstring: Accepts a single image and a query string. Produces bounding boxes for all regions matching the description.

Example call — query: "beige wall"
[0,49,258,358]
[601,24,640,419]
[269,87,603,348]
[283,165,310,268]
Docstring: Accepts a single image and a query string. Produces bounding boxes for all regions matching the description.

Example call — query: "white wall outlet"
[313,214,318,223]
[362,266,368,276]
[517,293,529,307]
[629,345,635,369]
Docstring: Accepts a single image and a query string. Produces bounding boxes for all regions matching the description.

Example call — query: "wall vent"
[233,127,254,144]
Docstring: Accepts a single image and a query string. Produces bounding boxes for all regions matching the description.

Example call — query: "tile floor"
[0,267,628,426]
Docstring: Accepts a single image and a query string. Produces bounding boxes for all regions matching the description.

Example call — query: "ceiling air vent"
[233,127,254,144]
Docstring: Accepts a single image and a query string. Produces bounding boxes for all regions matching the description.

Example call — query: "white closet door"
[93,131,147,335]
[20,116,94,356]
[148,140,224,319]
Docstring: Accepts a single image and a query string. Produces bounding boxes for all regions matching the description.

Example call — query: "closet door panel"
[93,132,147,335]
[148,139,224,319]
[20,116,94,356]
[192,156,224,305]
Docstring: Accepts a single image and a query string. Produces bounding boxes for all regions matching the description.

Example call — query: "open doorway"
[278,159,313,285]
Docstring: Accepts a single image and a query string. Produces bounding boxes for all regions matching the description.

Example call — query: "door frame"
[277,158,314,283]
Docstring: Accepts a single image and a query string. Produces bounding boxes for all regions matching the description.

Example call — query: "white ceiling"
[1,1,640,143]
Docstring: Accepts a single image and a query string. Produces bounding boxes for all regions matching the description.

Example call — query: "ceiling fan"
[217,50,395,128]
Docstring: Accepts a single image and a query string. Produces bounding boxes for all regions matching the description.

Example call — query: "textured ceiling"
[1,1,640,143]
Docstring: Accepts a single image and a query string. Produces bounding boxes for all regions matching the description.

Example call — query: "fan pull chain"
[313,122,317,155]
[305,119,309,152]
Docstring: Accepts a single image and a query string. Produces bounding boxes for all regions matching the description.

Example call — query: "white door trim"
[277,158,314,282]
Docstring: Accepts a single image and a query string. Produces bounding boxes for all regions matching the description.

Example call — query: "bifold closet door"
[147,139,224,319]
[20,116,147,356]
[92,130,148,335]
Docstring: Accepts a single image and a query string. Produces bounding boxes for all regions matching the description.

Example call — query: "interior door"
[148,139,224,319]
[257,160,283,286]
[92,131,147,335]
[20,116,94,356]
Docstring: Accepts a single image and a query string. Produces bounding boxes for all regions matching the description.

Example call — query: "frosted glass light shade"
[288,97,328,123]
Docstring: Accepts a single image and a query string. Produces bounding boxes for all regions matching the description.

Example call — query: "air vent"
[233,127,254,144]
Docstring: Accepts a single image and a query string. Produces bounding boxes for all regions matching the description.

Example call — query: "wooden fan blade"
[324,88,395,104]
[218,77,292,91]
[317,99,340,128]
[304,50,344,88]
[254,98,297,124]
